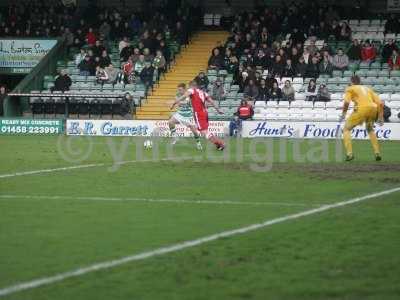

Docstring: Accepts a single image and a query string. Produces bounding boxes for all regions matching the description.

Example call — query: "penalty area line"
[0,186,399,297]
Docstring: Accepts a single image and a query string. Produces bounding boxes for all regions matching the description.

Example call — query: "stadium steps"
[136,31,229,120]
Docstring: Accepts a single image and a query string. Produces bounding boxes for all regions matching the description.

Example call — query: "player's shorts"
[345,106,378,130]
[171,113,194,127]
[193,111,209,131]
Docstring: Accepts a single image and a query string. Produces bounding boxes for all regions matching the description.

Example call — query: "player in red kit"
[175,81,225,150]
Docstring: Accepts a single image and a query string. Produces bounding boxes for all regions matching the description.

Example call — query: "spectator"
[121,58,134,84]
[338,22,351,41]
[257,79,269,102]
[306,56,320,78]
[307,40,318,57]
[53,69,72,92]
[295,56,308,77]
[272,55,285,77]
[319,51,333,76]
[131,48,141,63]
[62,27,74,47]
[75,48,87,66]
[236,99,254,120]
[208,48,224,70]
[153,50,166,79]
[347,39,362,62]
[134,55,146,75]
[86,27,96,46]
[105,64,119,84]
[92,40,105,58]
[305,79,317,102]
[388,49,400,70]
[283,59,296,77]
[253,49,269,69]
[99,50,111,68]
[316,84,331,102]
[140,62,155,94]
[383,40,399,64]
[0,85,6,116]
[119,36,130,53]
[361,41,376,63]
[143,48,154,63]
[210,78,226,101]
[99,21,111,41]
[281,80,295,102]
[332,48,349,71]
[383,101,392,122]
[385,14,400,34]
[243,79,259,101]
[195,71,209,91]
[78,55,93,76]
[95,66,109,85]
[268,82,282,101]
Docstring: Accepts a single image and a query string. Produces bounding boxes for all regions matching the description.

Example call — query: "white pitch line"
[0,158,157,179]
[0,194,315,207]
[0,186,399,298]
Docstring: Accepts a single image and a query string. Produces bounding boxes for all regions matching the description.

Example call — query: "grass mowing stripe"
[1,186,399,298]
[0,194,315,207]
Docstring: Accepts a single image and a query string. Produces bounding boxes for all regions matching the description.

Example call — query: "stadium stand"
[202,6,400,123]
[0,1,200,118]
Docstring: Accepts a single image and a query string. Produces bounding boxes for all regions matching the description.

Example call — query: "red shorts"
[193,111,209,131]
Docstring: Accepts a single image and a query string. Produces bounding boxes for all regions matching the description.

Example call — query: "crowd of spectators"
[0,1,201,94]
[204,3,400,109]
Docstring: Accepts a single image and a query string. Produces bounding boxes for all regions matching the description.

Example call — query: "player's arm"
[170,91,191,110]
[371,90,384,125]
[340,88,352,122]
[205,95,223,114]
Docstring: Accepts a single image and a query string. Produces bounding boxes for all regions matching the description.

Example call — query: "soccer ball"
[144,140,153,149]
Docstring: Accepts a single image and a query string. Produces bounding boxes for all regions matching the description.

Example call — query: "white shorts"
[172,113,194,127]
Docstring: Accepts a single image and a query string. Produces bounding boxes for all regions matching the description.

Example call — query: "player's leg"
[187,124,203,150]
[365,109,381,161]
[195,112,224,150]
[168,116,179,144]
[343,112,364,161]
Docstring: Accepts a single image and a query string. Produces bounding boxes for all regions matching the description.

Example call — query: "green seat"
[366,70,378,77]
[207,69,217,76]
[332,70,343,77]
[390,70,400,77]
[374,77,385,85]
[370,62,381,70]
[359,62,370,69]
[43,81,54,89]
[316,77,327,85]
[381,85,395,93]
[327,77,340,85]
[343,70,354,77]
[348,63,359,72]
[378,70,390,77]
[355,70,367,77]
[44,75,55,82]
[218,70,228,77]
[339,77,350,85]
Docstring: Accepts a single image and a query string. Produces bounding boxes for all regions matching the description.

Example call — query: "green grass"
[0,135,399,299]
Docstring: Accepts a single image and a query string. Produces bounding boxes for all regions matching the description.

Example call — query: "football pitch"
[0,135,400,300]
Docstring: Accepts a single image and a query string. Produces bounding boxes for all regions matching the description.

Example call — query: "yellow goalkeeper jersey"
[344,85,382,109]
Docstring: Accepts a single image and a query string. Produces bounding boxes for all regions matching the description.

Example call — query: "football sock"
[368,130,380,155]
[343,129,352,156]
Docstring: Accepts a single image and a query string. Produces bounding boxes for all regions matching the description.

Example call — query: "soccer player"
[340,75,384,161]
[175,81,225,150]
[169,83,202,150]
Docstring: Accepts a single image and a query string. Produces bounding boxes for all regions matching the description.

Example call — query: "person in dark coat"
[53,70,72,92]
